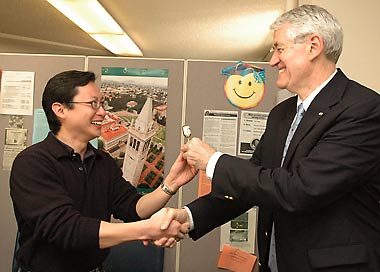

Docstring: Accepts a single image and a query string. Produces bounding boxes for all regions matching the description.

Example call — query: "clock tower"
[122,97,157,186]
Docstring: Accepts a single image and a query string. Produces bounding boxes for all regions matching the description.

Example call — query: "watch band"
[161,182,176,196]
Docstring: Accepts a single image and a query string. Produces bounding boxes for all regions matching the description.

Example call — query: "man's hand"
[143,208,189,248]
[182,137,215,170]
[146,208,190,247]
[165,152,198,191]
[160,208,190,231]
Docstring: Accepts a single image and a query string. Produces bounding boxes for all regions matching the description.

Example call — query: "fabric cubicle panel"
[0,53,86,272]
[179,60,280,272]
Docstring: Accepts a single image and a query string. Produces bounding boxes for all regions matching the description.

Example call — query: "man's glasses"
[68,99,106,110]
[269,43,294,55]
[270,38,309,55]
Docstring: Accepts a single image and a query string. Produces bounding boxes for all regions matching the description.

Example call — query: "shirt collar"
[49,132,96,159]
[297,69,337,111]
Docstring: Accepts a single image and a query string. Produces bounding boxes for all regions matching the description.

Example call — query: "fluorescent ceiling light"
[47,0,142,56]
[91,34,142,56]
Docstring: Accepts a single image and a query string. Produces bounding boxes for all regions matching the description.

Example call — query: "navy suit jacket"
[187,69,380,271]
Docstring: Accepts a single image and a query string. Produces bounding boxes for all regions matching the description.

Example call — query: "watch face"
[161,182,175,195]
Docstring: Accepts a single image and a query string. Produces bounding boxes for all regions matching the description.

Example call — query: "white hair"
[270,5,343,63]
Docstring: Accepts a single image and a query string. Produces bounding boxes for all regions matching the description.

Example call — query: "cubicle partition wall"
[0,53,86,272]
[179,60,279,272]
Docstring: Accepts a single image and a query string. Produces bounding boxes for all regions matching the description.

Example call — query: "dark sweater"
[10,132,142,271]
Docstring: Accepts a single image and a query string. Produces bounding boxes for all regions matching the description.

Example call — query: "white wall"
[300,0,380,92]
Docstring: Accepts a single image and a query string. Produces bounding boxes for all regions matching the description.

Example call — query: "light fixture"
[46,0,143,56]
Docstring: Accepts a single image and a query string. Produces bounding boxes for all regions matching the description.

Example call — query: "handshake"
[144,207,190,248]
[143,137,217,248]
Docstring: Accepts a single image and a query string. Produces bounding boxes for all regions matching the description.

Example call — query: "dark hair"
[42,70,96,134]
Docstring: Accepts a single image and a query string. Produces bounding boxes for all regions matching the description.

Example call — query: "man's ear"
[51,102,66,119]
[308,34,324,60]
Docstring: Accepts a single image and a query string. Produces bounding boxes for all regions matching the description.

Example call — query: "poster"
[220,207,258,254]
[2,116,27,170]
[0,71,34,115]
[239,111,269,156]
[198,110,238,196]
[100,67,168,193]
[202,110,238,155]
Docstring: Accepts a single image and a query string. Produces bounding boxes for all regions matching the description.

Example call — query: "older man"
[158,5,380,272]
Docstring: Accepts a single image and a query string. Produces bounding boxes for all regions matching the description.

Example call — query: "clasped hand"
[145,208,190,248]
[181,137,215,171]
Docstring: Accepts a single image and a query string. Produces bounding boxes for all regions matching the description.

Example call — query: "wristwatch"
[161,182,176,196]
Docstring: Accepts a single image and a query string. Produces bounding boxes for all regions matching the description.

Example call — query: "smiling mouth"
[233,88,255,99]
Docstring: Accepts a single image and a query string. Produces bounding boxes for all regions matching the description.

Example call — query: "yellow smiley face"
[224,73,265,109]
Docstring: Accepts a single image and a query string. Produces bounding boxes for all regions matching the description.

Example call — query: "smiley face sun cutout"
[224,72,265,109]
[222,62,265,109]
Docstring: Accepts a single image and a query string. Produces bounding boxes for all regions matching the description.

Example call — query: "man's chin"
[276,83,287,90]
[88,131,101,142]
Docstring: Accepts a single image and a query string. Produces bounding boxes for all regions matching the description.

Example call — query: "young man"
[159,5,380,272]
[10,70,195,272]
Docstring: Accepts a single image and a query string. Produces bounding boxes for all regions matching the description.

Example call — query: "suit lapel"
[282,69,349,167]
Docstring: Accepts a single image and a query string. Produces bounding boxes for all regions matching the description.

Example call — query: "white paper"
[3,128,27,170]
[238,111,269,156]
[202,110,238,156]
[0,71,35,115]
[220,207,258,254]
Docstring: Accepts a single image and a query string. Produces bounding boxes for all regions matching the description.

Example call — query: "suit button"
[265,232,268,236]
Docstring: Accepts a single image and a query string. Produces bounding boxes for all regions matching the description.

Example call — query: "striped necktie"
[281,103,306,165]
[268,103,305,272]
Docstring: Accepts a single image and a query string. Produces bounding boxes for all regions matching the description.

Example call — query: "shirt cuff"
[205,151,223,180]
[183,206,195,231]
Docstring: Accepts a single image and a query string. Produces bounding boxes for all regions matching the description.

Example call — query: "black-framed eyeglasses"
[68,99,105,110]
